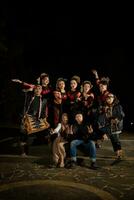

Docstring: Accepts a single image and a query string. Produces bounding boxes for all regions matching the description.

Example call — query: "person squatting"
[11,69,125,169]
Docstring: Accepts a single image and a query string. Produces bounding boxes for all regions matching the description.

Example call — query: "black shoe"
[65,159,71,168]
[67,161,77,169]
[90,162,100,170]
[111,157,123,166]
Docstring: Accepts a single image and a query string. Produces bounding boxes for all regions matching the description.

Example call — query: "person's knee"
[70,140,76,147]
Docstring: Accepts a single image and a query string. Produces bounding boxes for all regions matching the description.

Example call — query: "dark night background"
[0,3,134,131]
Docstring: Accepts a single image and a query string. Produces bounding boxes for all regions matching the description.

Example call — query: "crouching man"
[69,112,99,170]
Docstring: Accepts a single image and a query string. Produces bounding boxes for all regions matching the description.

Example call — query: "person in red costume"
[66,75,81,124]
[12,73,53,118]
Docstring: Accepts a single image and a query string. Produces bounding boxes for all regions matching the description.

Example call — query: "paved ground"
[0,129,134,200]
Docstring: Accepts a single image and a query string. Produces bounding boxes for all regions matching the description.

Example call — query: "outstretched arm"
[11,79,35,91]
[11,79,23,84]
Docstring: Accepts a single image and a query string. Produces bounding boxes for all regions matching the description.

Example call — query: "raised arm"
[11,79,23,84]
[91,69,99,80]
[11,79,35,91]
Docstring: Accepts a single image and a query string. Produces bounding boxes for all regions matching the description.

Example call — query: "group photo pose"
[11,69,125,169]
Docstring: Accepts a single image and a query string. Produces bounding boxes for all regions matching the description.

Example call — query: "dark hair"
[40,73,49,79]
[56,77,67,89]
[56,77,67,82]
[99,77,110,86]
[71,75,81,84]
[83,80,93,88]
[75,111,83,116]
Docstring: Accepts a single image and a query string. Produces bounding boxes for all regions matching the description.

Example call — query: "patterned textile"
[22,114,50,135]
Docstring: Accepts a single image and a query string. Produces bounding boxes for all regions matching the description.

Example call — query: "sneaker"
[111,157,123,166]
[64,160,71,168]
[90,162,100,170]
[67,161,77,169]
[71,161,77,168]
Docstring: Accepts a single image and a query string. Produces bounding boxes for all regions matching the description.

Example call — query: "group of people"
[12,69,125,169]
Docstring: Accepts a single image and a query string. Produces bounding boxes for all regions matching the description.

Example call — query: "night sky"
[0,4,134,129]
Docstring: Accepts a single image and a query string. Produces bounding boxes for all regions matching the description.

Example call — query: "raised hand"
[91,69,99,79]
[11,79,22,84]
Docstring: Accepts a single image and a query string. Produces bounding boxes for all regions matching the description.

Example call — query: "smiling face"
[70,79,78,90]
[106,94,114,105]
[75,113,83,124]
[83,83,91,93]
[41,76,49,86]
[62,113,68,124]
[34,85,42,96]
[53,91,62,100]
[57,80,65,90]
[99,83,108,93]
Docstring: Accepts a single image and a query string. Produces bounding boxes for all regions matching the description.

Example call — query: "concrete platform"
[0,131,134,200]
